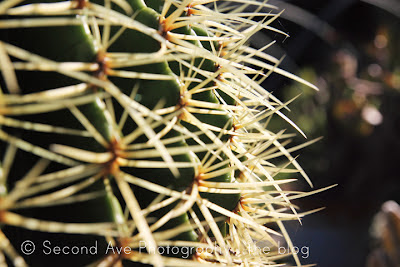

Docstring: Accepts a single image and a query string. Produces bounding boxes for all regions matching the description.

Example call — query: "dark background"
[251,0,400,266]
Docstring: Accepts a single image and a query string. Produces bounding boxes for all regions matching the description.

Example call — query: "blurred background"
[250,0,400,266]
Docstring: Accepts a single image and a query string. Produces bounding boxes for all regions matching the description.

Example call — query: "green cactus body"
[0,0,326,266]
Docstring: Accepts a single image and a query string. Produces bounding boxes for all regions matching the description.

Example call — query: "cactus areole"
[0,0,322,266]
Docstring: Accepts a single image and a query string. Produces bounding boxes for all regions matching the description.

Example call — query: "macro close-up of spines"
[0,0,329,266]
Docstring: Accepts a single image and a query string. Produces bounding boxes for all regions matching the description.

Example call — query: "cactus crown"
[0,0,328,266]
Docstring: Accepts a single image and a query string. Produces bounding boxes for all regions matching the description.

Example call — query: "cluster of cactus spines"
[0,0,330,266]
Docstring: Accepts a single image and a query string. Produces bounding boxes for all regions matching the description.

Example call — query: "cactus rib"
[0,0,327,266]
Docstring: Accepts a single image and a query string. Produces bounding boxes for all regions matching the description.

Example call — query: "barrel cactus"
[0,0,327,266]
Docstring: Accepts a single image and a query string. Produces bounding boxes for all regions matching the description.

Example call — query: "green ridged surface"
[0,0,238,265]
[0,0,318,266]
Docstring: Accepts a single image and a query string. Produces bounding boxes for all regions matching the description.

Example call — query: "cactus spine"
[0,0,327,266]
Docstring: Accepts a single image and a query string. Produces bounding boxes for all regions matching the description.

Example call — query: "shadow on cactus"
[0,0,332,266]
